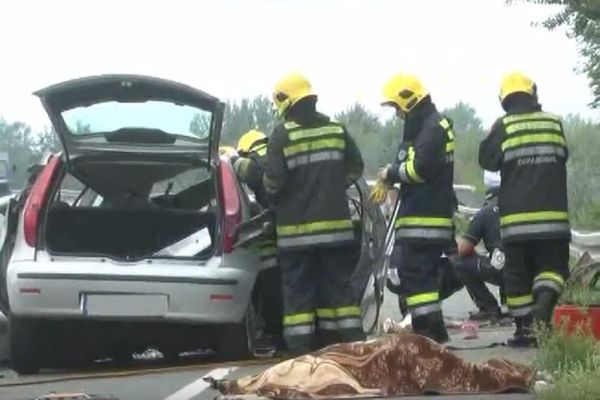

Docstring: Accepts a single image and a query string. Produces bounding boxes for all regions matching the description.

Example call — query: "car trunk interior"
[43,156,217,260]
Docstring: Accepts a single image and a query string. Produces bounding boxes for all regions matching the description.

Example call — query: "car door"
[348,178,388,335]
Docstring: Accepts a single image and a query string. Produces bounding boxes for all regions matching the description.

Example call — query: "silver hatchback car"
[0,75,387,374]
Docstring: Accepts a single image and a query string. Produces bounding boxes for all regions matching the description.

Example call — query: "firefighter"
[374,73,455,343]
[263,72,365,354]
[232,130,270,208]
[452,170,505,321]
[479,72,570,347]
[230,130,283,350]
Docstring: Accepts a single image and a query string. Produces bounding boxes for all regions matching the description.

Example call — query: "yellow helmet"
[237,129,267,153]
[382,73,429,113]
[272,72,316,117]
[499,72,536,102]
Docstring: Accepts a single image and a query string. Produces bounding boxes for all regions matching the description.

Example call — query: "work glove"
[370,178,390,205]
[378,164,392,182]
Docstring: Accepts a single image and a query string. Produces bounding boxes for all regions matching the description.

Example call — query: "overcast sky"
[0,0,597,132]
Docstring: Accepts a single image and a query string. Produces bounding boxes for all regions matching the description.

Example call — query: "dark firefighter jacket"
[385,97,455,243]
[263,99,364,251]
[464,190,502,255]
[478,94,570,243]
[232,142,269,209]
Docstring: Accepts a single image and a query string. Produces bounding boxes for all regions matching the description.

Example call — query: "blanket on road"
[211,332,535,399]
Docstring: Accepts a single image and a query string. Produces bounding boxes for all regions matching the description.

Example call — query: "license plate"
[84,294,168,317]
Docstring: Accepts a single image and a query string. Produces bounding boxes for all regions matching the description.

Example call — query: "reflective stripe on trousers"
[277,219,355,249]
[316,306,362,331]
[506,294,534,317]
[533,271,565,294]
[259,240,278,270]
[283,312,315,337]
[395,216,453,241]
[406,291,441,316]
[500,211,570,239]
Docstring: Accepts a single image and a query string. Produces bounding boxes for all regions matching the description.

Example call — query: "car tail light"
[23,155,61,247]
[218,158,241,254]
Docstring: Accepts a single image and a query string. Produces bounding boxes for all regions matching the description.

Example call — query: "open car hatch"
[34,74,225,163]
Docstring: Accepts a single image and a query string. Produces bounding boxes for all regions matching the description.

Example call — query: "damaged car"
[0,75,387,374]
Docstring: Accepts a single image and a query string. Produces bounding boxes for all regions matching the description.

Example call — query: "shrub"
[535,323,600,399]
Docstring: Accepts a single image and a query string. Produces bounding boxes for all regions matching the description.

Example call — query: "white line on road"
[163,366,237,400]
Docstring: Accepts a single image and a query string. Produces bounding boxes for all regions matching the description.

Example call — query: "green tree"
[335,103,395,177]
[221,96,277,146]
[0,118,41,187]
[562,114,600,229]
[189,113,212,137]
[508,0,600,108]
[442,102,486,190]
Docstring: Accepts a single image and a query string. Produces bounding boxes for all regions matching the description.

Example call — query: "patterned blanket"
[211,331,535,399]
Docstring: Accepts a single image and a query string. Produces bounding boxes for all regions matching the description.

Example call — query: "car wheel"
[217,301,257,361]
[9,317,41,375]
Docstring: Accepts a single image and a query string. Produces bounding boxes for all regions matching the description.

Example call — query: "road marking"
[163,367,237,400]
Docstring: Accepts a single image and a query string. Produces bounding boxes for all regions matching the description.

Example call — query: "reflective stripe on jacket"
[264,111,364,251]
[480,108,570,243]
[387,101,455,243]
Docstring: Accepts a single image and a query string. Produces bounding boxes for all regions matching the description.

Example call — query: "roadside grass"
[534,291,600,399]
[560,282,600,306]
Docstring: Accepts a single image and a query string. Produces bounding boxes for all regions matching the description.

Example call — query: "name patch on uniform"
[517,155,558,166]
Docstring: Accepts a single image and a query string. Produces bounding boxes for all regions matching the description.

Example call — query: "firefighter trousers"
[395,242,446,317]
[451,254,504,312]
[503,239,570,330]
[279,245,365,353]
[253,266,283,338]
[254,238,283,338]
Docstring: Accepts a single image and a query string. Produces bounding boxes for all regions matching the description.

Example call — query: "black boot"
[468,307,501,321]
[506,315,537,348]
[533,288,559,331]
[412,312,449,344]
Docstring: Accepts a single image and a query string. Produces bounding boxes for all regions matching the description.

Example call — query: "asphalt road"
[0,287,536,400]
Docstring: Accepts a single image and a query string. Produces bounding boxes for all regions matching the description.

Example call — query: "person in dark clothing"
[388,241,465,320]
[376,73,455,343]
[230,130,283,351]
[479,71,570,348]
[452,171,505,321]
[263,72,365,355]
[391,179,507,322]
[232,130,270,209]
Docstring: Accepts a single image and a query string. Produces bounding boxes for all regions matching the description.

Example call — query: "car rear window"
[61,100,213,140]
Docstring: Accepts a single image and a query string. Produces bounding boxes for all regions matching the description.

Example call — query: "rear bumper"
[7,255,257,325]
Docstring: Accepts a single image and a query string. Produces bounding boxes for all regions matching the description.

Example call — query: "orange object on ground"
[553,304,600,339]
